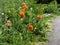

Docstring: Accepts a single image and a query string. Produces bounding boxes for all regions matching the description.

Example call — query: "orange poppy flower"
[37,15,42,19]
[22,5,28,10]
[28,25,33,31]
[5,23,12,27]
[22,2,26,6]
[20,12,25,18]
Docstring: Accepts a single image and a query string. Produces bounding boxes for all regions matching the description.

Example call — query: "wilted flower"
[40,7,44,11]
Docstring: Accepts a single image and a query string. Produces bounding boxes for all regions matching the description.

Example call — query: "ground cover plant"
[0,0,59,45]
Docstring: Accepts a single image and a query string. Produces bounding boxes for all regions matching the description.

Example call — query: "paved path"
[47,16,60,45]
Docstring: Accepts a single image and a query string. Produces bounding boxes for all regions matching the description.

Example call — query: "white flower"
[35,27,37,29]
[1,13,4,15]
[47,14,51,16]
[45,13,51,16]
[20,7,22,9]
[30,8,33,11]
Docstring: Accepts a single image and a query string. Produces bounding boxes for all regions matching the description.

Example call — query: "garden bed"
[0,0,59,45]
